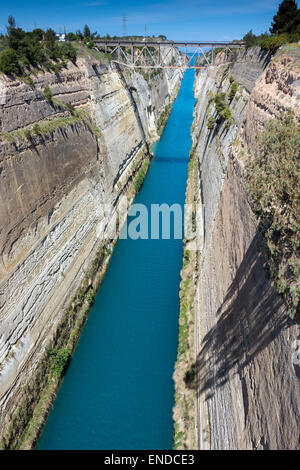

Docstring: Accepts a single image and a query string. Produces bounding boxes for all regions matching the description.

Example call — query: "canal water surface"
[37,68,195,450]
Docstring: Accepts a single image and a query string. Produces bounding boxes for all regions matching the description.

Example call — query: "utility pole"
[122,14,127,37]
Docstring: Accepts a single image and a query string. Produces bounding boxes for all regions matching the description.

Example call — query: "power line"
[122,13,127,37]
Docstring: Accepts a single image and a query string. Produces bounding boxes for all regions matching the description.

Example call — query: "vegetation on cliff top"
[246,111,300,319]
[0,17,170,77]
[0,16,77,76]
[243,0,300,54]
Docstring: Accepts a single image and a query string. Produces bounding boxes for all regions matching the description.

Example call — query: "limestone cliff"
[174,44,300,450]
[0,53,181,448]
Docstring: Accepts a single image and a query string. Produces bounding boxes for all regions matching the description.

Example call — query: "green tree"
[83,24,91,40]
[31,28,44,41]
[58,42,77,63]
[270,0,300,35]
[7,15,16,32]
[0,17,77,76]
[44,28,56,44]
[0,48,21,75]
[243,29,257,47]
[66,32,77,41]
[44,28,58,59]
[76,29,83,40]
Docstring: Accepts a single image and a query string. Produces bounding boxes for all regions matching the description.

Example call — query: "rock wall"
[176,45,300,450]
[0,53,182,445]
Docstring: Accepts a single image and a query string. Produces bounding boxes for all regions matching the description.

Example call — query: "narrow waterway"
[37,68,195,450]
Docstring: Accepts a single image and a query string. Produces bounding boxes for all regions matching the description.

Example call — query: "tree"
[270,0,300,35]
[44,28,56,43]
[0,48,21,75]
[76,29,83,40]
[83,24,91,40]
[0,17,77,76]
[31,28,44,41]
[7,27,26,51]
[66,32,77,41]
[44,28,57,55]
[243,29,257,47]
[7,15,16,31]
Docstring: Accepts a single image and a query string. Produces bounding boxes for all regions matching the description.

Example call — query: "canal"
[37,67,195,450]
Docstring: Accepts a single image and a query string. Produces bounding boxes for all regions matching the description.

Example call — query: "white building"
[56,33,66,42]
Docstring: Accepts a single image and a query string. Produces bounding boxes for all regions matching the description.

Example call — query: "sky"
[0,0,299,41]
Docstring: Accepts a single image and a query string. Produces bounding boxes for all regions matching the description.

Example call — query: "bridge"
[93,40,246,69]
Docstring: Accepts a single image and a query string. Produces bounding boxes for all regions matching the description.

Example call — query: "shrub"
[222,107,232,121]
[0,48,21,75]
[229,82,238,101]
[183,250,190,267]
[86,289,95,305]
[246,111,300,318]
[47,347,70,376]
[58,42,77,63]
[214,93,227,116]
[23,129,32,140]
[33,124,41,135]
[207,116,216,129]
[43,85,53,103]
[224,119,234,131]
[214,93,232,121]
[134,160,149,193]
[66,103,76,114]
[260,33,289,54]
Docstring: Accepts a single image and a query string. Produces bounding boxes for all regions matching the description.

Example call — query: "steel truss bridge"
[93,40,246,69]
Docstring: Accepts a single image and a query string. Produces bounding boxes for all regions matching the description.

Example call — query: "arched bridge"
[93,40,246,69]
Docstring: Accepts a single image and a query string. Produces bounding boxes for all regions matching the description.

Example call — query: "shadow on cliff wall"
[185,232,291,397]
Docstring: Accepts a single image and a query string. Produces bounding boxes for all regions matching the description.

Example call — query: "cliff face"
[175,45,300,450]
[0,54,181,445]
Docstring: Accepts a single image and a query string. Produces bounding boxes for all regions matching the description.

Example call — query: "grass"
[134,159,150,193]
[0,109,87,143]
[173,424,185,450]
[157,103,172,136]
[173,141,200,450]
[72,41,111,65]
[178,277,191,357]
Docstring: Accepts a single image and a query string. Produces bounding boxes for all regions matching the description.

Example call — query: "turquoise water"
[37,68,195,450]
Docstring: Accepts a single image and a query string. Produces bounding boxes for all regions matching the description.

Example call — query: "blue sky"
[0,0,299,41]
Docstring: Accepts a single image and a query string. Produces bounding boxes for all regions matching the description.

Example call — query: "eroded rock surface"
[0,53,182,441]
[176,44,300,450]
